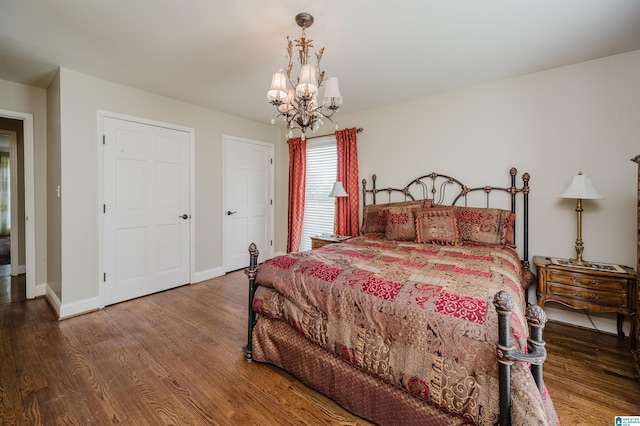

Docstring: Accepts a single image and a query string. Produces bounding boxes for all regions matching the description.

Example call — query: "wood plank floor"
[1,270,638,425]
[0,265,24,306]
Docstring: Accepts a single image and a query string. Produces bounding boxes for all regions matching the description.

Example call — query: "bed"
[243,168,559,425]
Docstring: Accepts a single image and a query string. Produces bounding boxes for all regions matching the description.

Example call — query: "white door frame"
[6,130,20,276]
[0,109,36,298]
[97,110,196,308]
[222,135,275,272]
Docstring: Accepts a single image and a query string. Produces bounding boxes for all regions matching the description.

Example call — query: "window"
[300,137,336,251]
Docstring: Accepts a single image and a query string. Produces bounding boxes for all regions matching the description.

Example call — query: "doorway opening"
[0,109,35,299]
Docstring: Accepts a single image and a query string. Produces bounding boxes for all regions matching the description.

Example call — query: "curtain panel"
[335,128,359,236]
[287,137,306,252]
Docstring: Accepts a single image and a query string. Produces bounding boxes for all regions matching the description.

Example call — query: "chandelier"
[267,13,342,140]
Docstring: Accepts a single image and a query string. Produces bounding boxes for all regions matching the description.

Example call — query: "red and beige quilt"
[252,234,558,425]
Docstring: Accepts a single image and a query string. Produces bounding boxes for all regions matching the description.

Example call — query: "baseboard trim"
[192,266,225,283]
[45,284,61,317]
[59,296,100,320]
[35,282,47,297]
[10,264,26,276]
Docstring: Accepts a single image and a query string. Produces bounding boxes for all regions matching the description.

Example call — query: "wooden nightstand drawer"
[534,255,637,338]
[546,281,628,308]
[546,270,628,292]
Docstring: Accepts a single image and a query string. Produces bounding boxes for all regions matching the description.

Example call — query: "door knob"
[179,214,189,219]
[227,210,237,215]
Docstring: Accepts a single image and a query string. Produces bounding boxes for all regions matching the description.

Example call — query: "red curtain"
[287,137,306,252]
[335,128,359,236]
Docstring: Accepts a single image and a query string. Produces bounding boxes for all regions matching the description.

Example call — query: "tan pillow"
[503,211,516,247]
[415,206,460,245]
[384,204,424,240]
[361,199,432,234]
[458,207,514,246]
[361,204,390,234]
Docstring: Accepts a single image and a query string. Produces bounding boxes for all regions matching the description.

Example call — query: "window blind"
[300,138,336,251]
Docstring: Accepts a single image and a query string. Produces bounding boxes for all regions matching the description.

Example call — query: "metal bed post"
[243,243,259,361]
[494,291,547,425]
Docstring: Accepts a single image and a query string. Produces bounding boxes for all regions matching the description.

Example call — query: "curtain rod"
[288,127,363,142]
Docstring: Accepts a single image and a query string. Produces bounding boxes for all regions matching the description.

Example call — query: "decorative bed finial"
[493,291,514,313]
[525,304,547,327]
[248,243,259,258]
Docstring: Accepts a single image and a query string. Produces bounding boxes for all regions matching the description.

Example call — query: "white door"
[224,137,273,272]
[104,117,190,305]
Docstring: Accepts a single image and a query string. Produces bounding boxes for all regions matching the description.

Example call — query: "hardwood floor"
[0,270,638,425]
[0,265,25,306]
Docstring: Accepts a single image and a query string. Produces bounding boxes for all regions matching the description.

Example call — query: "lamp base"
[567,258,592,267]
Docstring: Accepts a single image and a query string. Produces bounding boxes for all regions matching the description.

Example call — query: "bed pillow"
[503,211,517,247]
[384,203,424,240]
[415,206,460,245]
[361,204,390,234]
[457,207,514,246]
[361,199,432,234]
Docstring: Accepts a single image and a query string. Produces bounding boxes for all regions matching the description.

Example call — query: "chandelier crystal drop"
[267,13,342,140]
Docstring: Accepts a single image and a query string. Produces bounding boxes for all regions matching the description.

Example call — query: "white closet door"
[224,137,273,272]
[104,117,190,305]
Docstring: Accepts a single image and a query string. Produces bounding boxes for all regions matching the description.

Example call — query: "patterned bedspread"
[253,235,558,425]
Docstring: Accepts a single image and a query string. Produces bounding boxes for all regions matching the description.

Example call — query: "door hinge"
[102,135,106,145]
[270,240,273,246]
[103,272,106,282]
[270,158,273,164]
[103,204,106,213]
[270,199,273,205]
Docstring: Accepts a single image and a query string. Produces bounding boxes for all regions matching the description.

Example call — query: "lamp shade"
[267,72,288,103]
[295,64,318,97]
[323,77,342,107]
[329,181,348,197]
[559,172,603,200]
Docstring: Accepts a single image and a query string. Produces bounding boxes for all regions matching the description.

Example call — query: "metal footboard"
[493,291,547,426]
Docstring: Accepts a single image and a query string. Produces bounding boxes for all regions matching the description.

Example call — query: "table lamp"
[329,181,348,237]
[559,172,603,265]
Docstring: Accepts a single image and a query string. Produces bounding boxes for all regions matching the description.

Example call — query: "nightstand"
[534,256,637,338]
[310,234,351,249]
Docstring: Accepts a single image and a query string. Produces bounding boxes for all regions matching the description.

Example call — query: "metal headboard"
[361,167,531,272]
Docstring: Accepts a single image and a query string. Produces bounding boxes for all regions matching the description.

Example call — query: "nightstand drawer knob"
[571,291,599,300]
[570,276,599,285]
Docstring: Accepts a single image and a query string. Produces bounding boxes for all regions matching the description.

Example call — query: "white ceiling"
[1,0,639,126]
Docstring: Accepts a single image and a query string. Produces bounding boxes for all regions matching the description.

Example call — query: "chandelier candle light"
[559,171,603,266]
[267,13,342,140]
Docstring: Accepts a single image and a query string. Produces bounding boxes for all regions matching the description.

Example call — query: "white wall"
[315,50,639,334]
[47,70,62,300]
[56,68,282,309]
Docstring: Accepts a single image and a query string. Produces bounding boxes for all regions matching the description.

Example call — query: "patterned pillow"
[361,199,432,234]
[503,211,517,247]
[383,203,425,240]
[415,206,460,245]
[361,204,390,234]
[458,207,514,246]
